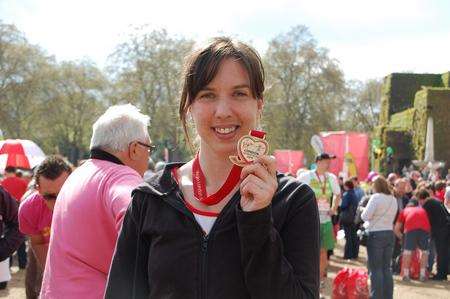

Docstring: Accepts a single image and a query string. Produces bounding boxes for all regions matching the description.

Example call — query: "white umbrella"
[0,139,46,170]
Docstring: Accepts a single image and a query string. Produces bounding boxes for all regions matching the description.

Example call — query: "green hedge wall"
[376,73,450,172]
[412,88,450,163]
[389,108,416,129]
[442,72,450,88]
[379,73,443,124]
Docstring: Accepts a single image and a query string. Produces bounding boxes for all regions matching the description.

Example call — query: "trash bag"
[400,249,426,279]
[347,269,369,299]
[332,268,369,299]
[332,268,349,299]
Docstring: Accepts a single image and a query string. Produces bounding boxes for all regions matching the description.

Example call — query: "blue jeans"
[367,230,394,299]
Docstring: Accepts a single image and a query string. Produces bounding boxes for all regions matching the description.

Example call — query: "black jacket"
[105,163,320,299]
[422,198,449,238]
[0,186,25,261]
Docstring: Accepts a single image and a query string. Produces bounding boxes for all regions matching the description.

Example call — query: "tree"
[343,79,381,132]
[45,61,108,162]
[0,21,53,140]
[263,25,347,160]
[107,27,194,161]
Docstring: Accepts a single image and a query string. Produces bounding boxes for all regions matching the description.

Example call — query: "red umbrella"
[0,139,46,170]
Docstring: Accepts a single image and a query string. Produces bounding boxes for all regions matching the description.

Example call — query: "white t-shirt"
[297,170,341,223]
[193,213,216,235]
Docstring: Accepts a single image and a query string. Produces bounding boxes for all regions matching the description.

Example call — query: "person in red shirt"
[19,156,72,299]
[394,199,431,281]
[1,167,28,202]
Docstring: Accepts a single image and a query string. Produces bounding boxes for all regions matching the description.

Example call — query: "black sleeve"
[105,193,150,299]
[0,190,25,261]
[236,185,320,299]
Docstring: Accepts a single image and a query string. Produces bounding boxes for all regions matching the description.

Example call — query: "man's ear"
[128,142,140,161]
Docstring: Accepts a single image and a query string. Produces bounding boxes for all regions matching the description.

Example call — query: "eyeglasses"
[42,193,58,200]
[136,141,156,154]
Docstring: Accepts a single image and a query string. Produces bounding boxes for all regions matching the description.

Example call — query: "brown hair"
[373,176,392,195]
[35,155,72,185]
[435,180,446,191]
[416,188,430,200]
[344,179,354,190]
[179,37,265,148]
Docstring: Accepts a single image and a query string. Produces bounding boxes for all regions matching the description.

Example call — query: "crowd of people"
[297,157,449,299]
[0,36,448,299]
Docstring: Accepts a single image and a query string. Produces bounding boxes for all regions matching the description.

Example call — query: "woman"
[340,179,359,260]
[361,176,398,299]
[105,38,320,299]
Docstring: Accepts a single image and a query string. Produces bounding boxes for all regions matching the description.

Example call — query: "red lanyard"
[192,129,265,206]
[192,154,242,206]
[315,171,328,195]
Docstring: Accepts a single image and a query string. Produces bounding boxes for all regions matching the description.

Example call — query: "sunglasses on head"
[42,193,58,200]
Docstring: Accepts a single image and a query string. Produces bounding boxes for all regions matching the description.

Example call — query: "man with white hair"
[40,104,151,299]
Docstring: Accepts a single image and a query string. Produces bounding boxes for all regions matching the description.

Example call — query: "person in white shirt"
[361,176,398,299]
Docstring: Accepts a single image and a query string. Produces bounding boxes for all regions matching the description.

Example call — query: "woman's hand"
[239,155,278,212]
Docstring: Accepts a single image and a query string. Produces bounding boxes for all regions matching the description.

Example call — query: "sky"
[1,0,449,81]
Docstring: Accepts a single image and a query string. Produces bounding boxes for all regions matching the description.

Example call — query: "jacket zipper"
[164,189,240,299]
[200,235,209,299]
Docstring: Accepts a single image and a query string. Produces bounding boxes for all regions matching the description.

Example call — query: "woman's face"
[190,58,263,157]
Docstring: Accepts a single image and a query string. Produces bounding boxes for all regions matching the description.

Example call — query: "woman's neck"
[198,148,234,190]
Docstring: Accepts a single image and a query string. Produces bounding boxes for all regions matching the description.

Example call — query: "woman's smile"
[212,125,240,140]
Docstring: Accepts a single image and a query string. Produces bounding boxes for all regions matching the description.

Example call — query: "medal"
[315,172,330,211]
[315,171,327,195]
[229,130,269,167]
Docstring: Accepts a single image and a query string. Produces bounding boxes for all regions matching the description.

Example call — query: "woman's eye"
[234,91,248,97]
[200,93,215,100]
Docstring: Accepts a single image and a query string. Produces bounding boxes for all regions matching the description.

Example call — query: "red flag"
[274,150,304,175]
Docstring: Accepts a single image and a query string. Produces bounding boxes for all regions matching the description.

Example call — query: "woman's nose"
[214,97,233,119]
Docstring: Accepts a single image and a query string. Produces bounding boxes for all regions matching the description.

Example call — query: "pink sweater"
[40,159,143,299]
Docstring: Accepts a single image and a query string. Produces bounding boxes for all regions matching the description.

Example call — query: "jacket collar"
[136,162,185,196]
[90,148,124,165]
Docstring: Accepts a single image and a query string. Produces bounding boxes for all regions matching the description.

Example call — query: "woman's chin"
[204,144,237,159]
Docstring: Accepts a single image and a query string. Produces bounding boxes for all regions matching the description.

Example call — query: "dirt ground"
[0,240,448,298]
[0,266,25,298]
